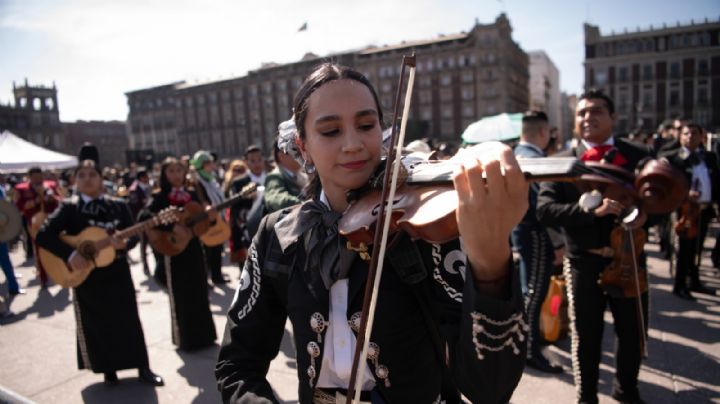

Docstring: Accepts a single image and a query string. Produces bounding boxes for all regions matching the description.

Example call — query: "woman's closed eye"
[357,121,377,132]
[319,127,340,137]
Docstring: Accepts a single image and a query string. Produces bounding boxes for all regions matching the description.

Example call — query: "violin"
[339,150,687,253]
[598,208,648,298]
[674,178,701,239]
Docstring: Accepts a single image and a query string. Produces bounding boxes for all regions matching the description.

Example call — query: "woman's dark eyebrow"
[356,109,378,119]
[315,109,377,124]
[314,115,340,124]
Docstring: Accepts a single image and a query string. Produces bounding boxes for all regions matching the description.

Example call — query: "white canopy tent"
[0,131,77,173]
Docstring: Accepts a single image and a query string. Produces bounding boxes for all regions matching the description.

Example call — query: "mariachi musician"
[141,157,216,351]
[190,150,228,285]
[659,122,719,299]
[537,90,651,404]
[13,166,61,287]
[35,144,163,386]
[216,63,527,404]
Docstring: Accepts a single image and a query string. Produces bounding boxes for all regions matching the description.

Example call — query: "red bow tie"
[169,188,191,206]
[581,144,628,166]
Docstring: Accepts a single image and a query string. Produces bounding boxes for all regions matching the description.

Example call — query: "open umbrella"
[461,113,523,144]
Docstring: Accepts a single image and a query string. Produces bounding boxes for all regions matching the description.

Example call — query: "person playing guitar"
[191,150,230,285]
[34,144,163,386]
[141,157,217,351]
[13,166,61,287]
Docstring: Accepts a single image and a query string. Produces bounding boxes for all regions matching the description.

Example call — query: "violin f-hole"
[371,197,403,216]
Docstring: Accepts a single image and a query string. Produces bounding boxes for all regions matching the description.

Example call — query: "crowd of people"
[0,62,718,404]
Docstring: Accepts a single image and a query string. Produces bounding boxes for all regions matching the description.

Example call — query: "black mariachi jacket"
[536,137,651,258]
[659,147,720,209]
[216,204,526,404]
[35,194,138,262]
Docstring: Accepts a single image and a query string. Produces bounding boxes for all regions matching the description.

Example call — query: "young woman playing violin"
[35,146,163,386]
[216,63,528,403]
[141,157,217,351]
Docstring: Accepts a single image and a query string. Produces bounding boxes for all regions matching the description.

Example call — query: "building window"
[462,104,474,118]
[642,65,652,80]
[441,106,452,119]
[594,70,607,86]
[420,107,432,120]
[642,91,653,107]
[439,88,452,102]
[418,90,432,104]
[419,76,431,87]
[461,71,474,83]
[447,57,455,69]
[381,82,392,93]
[618,66,628,82]
[440,74,452,86]
[669,62,680,79]
[426,59,434,71]
[486,104,496,115]
[669,89,680,106]
[698,60,709,75]
[461,87,474,100]
[698,87,708,104]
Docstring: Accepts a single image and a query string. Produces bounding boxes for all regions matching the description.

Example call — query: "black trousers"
[511,225,554,358]
[675,207,713,291]
[204,244,224,282]
[564,254,648,403]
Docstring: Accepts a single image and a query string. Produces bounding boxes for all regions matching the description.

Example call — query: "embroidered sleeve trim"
[470,311,528,360]
[431,243,463,302]
[236,244,261,321]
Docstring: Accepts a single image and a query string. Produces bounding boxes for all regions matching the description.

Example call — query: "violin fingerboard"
[405,157,583,184]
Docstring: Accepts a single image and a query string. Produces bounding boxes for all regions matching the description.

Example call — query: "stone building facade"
[528,51,561,129]
[126,14,529,158]
[584,18,720,133]
[0,79,63,150]
[62,120,128,166]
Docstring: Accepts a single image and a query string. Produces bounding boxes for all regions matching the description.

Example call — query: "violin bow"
[624,223,649,358]
[346,53,417,404]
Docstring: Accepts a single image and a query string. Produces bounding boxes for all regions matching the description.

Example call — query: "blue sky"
[0,0,718,122]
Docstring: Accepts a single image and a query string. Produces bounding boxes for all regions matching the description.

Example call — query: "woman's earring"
[303,161,316,175]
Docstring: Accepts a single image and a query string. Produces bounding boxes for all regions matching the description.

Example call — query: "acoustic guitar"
[539,275,569,343]
[199,213,232,247]
[149,183,257,256]
[39,207,179,288]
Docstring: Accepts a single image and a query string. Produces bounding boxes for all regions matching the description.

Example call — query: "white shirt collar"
[80,192,103,203]
[319,190,330,209]
[581,136,615,149]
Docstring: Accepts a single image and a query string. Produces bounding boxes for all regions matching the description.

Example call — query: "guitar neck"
[93,215,167,251]
[405,157,584,185]
[186,187,254,226]
[212,192,246,212]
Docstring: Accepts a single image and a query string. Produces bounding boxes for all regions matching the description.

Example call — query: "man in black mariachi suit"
[510,110,563,373]
[659,122,719,299]
[537,90,650,404]
[215,201,527,403]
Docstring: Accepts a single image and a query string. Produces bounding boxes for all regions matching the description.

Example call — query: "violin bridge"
[346,241,372,262]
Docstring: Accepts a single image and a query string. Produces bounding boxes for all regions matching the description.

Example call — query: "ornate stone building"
[0,79,63,150]
[126,14,529,158]
[584,18,720,133]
